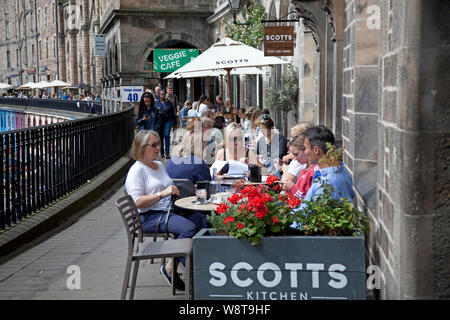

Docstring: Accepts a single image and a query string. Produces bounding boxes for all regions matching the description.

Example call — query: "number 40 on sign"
[121,86,144,103]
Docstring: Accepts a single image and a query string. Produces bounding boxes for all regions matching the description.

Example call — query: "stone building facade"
[57,0,103,94]
[98,0,215,113]
[0,0,58,85]
[0,0,103,94]
[290,0,449,299]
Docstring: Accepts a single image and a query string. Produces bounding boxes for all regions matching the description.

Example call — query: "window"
[38,40,42,61]
[37,10,40,26]
[45,7,47,27]
[24,45,28,66]
[54,37,56,57]
[45,39,48,59]
[5,0,9,14]
[16,49,19,67]
[52,4,55,23]
[32,44,35,64]
[7,50,11,68]
[5,20,9,40]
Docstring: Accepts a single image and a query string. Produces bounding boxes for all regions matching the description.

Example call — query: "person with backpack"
[156,90,177,158]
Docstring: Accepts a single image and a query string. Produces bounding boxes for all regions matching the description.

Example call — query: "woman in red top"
[280,133,318,199]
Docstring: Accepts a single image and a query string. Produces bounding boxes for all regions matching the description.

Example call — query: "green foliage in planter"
[296,142,369,236]
[224,1,267,48]
[295,182,370,237]
[207,144,370,244]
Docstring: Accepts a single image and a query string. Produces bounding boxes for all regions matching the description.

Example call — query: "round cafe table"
[174,196,219,213]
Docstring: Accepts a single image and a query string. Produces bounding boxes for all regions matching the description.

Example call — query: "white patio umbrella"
[0,82,13,90]
[164,67,264,79]
[170,37,288,118]
[42,79,71,88]
[35,80,52,89]
[18,82,39,90]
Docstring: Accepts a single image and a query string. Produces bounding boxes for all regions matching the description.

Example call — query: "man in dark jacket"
[156,90,177,158]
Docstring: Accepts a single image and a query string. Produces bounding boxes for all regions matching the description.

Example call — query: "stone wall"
[346,0,450,299]
[292,0,449,299]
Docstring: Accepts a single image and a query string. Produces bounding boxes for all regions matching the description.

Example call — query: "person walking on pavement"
[136,92,161,132]
[166,85,180,143]
[154,86,161,104]
[156,90,177,158]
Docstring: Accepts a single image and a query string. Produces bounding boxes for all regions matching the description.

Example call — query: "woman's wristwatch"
[157,192,162,199]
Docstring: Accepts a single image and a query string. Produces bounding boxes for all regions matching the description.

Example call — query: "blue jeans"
[162,120,173,156]
[140,210,197,239]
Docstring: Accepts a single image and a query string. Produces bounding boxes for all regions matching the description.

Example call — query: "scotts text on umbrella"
[216,59,249,65]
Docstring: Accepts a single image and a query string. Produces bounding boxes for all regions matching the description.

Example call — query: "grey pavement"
[0,182,185,300]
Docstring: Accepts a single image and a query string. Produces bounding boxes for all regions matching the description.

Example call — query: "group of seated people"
[125,108,355,292]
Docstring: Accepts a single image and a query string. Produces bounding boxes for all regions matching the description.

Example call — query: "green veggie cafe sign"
[153,49,199,73]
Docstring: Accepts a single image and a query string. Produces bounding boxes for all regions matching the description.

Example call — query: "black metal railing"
[0,107,134,230]
[0,97,103,114]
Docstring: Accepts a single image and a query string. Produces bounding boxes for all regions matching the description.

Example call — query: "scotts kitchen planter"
[193,228,366,300]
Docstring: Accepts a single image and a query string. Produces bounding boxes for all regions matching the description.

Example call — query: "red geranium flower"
[216,203,229,214]
[266,175,279,186]
[228,193,242,205]
[237,222,244,229]
[224,216,235,225]
[273,216,279,224]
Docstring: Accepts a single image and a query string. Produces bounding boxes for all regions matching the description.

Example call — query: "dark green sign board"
[153,49,199,73]
[193,229,367,300]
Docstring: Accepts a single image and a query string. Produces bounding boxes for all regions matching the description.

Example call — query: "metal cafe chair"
[123,188,175,265]
[115,195,193,300]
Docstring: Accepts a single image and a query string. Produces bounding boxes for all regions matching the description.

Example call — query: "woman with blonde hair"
[125,130,199,291]
[280,122,314,183]
[166,123,211,183]
[214,122,252,163]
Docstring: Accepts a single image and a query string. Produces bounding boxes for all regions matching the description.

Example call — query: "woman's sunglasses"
[144,142,160,148]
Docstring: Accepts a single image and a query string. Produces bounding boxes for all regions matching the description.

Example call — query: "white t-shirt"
[288,159,306,177]
[125,160,173,212]
[198,103,208,116]
[187,109,199,118]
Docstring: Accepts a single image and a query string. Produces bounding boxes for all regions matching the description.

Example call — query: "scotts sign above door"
[153,49,199,72]
[264,26,295,56]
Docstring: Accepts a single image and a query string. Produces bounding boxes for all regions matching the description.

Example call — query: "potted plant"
[193,149,370,300]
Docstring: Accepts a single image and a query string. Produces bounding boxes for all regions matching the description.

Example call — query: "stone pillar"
[324,22,334,129]
[57,3,66,82]
[384,0,449,299]
[81,27,91,87]
[297,23,318,123]
[332,0,345,143]
[69,30,79,84]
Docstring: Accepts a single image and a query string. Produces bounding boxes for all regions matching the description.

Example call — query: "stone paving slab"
[0,183,185,300]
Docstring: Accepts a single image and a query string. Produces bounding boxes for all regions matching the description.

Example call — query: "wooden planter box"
[193,228,366,300]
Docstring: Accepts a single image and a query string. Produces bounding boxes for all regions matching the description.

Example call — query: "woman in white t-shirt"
[125,130,200,291]
[197,95,209,116]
